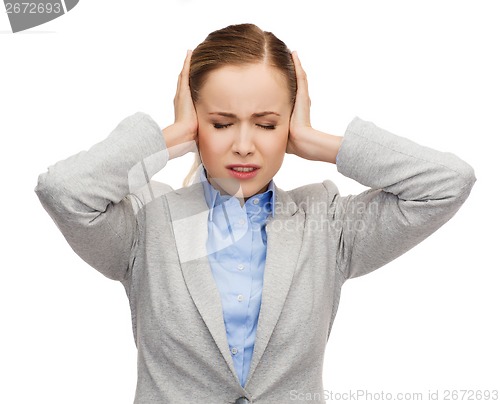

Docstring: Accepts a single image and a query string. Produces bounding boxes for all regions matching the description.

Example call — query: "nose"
[232,124,255,156]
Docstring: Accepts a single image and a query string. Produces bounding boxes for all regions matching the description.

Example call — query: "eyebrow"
[208,111,281,118]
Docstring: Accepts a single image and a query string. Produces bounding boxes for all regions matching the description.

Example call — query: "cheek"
[197,127,229,166]
[261,128,288,154]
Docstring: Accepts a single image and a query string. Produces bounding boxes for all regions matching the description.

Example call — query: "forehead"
[197,63,289,113]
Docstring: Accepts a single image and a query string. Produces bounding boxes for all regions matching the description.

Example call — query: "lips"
[226,164,261,171]
[226,165,260,179]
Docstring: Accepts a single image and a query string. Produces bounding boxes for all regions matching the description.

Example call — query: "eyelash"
[213,123,276,130]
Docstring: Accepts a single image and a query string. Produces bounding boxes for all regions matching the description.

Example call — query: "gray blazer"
[34,112,476,403]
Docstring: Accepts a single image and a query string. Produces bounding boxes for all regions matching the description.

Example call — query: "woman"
[34,23,476,404]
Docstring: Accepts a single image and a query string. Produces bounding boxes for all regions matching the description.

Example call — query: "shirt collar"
[199,166,276,221]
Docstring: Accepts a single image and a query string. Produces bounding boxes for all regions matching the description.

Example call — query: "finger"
[176,71,182,100]
[292,51,307,81]
[180,50,192,88]
[176,50,191,96]
[291,51,309,96]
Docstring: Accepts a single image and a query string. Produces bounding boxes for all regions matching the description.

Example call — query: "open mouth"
[230,167,257,172]
[227,167,260,179]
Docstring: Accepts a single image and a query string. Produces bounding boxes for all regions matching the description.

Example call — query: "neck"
[205,172,269,207]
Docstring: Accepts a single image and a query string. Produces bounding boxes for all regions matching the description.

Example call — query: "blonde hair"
[182,152,202,188]
[182,22,297,187]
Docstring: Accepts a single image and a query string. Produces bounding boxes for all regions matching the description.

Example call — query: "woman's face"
[194,63,292,202]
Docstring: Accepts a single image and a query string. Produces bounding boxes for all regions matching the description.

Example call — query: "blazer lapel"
[164,180,305,389]
[245,187,304,387]
[165,182,242,385]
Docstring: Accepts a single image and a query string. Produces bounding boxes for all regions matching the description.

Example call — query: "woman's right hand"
[162,50,199,159]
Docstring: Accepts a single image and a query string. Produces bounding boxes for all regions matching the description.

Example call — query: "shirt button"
[237,264,245,270]
[237,294,244,302]
[252,198,259,205]
[238,218,246,226]
[231,347,238,355]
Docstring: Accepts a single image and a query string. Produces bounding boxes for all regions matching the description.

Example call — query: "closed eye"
[213,123,276,130]
[213,123,232,129]
[258,124,276,130]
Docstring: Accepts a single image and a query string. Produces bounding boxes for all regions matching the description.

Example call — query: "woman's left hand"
[287,51,343,164]
[286,51,319,160]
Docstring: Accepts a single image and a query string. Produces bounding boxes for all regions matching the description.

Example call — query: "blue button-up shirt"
[199,167,276,387]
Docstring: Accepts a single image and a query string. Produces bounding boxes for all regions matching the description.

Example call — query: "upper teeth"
[232,167,256,172]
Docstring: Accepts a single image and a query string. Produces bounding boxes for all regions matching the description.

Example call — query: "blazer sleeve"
[34,112,169,281]
[328,117,476,280]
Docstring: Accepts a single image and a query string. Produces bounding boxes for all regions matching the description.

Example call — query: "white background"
[1,0,498,403]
